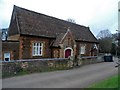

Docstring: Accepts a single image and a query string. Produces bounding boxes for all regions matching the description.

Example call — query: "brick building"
[2,5,99,61]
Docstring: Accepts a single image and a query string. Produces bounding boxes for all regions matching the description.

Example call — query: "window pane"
[37,43,39,46]
[38,45,40,55]
[40,43,41,46]
[33,47,35,55]
[40,50,41,55]
[35,46,37,55]
[33,43,35,46]
[80,46,85,54]
[38,43,40,47]
[32,42,43,56]
[40,46,42,55]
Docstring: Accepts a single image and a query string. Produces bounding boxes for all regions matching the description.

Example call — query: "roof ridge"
[14,5,88,28]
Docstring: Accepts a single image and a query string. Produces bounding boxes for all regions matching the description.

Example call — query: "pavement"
[2,61,118,88]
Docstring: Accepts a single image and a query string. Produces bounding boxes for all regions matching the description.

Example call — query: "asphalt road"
[2,62,118,88]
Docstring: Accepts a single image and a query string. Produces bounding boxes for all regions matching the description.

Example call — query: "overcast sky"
[0,0,119,36]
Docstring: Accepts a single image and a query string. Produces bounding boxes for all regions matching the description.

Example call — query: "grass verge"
[89,75,118,88]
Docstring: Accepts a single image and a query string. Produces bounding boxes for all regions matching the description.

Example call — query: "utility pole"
[115,40,118,57]
[116,30,120,57]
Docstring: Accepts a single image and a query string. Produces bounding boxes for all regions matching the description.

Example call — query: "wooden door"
[65,49,71,58]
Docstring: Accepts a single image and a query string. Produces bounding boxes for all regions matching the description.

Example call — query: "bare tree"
[96,29,112,39]
[97,29,112,53]
[99,37,113,53]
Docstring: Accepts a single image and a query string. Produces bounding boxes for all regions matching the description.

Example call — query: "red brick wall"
[59,31,77,58]
[76,41,99,57]
[19,35,52,59]
[2,41,19,60]
[52,48,60,58]
[2,35,98,60]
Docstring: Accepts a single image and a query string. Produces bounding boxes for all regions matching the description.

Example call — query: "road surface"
[2,62,118,88]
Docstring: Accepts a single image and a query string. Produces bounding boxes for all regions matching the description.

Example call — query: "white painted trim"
[32,42,43,56]
[60,30,69,43]
[64,47,73,58]
[60,28,74,44]
[4,53,10,61]
[15,14,20,34]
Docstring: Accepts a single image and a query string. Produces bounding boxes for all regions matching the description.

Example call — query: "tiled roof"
[52,33,65,47]
[10,5,98,42]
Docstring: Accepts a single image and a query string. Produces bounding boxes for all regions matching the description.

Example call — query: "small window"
[93,44,98,50]
[2,33,6,41]
[4,53,10,61]
[80,45,86,54]
[32,42,43,56]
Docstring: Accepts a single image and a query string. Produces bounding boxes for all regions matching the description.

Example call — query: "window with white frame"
[32,42,43,56]
[2,33,6,41]
[93,44,98,50]
[80,45,86,54]
[4,53,10,61]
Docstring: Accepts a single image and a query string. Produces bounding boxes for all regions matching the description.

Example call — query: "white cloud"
[0,0,119,35]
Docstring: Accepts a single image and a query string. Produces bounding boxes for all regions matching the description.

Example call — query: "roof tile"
[11,5,98,42]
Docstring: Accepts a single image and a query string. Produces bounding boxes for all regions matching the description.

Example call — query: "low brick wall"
[81,57,97,65]
[2,56,103,78]
[74,56,104,66]
[2,58,73,78]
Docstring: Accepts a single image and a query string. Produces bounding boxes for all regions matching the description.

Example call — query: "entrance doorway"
[64,48,73,58]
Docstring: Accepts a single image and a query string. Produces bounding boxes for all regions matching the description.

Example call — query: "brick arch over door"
[64,47,73,58]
